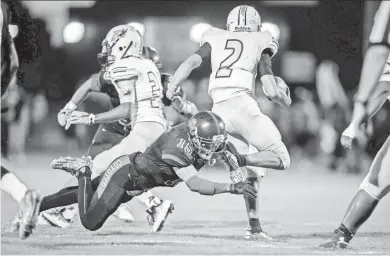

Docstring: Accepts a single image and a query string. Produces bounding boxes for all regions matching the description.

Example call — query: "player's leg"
[105,122,174,232]
[1,166,42,239]
[320,135,390,249]
[76,155,137,231]
[226,135,270,240]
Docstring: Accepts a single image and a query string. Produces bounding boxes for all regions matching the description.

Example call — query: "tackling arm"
[174,166,257,198]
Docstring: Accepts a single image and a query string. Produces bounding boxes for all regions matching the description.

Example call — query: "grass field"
[1,153,390,255]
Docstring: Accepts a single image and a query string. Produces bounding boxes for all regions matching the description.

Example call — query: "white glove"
[341,122,360,150]
[65,111,95,130]
[58,102,77,127]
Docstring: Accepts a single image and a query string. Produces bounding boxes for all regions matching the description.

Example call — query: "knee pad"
[359,179,390,200]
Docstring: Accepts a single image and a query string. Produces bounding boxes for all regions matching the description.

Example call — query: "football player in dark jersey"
[36,25,197,231]
[0,1,43,240]
[37,111,255,232]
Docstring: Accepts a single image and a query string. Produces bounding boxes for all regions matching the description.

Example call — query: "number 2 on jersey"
[215,39,244,78]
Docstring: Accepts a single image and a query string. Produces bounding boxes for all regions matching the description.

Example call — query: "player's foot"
[19,189,43,239]
[11,210,22,232]
[113,205,135,223]
[319,228,351,249]
[50,156,92,177]
[146,199,175,232]
[244,228,274,241]
[41,208,72,228]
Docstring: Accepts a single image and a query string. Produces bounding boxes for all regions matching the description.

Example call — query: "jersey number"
[147,72,162,108]
[215,39,244,78]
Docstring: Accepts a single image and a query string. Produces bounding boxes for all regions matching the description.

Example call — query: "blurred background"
[1,0,389,174]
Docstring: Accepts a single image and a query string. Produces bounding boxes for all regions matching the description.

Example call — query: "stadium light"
[262,22,280,41]
[63,21,85,44]
[190,23,212,43]
[127,22,145,36]
[9,25,19,38]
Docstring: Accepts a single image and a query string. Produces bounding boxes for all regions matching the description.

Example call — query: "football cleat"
[50,156,92,177]
[146,200,175,232]
[41,208,71,228]
[19,189,43,239]
[112,205,135,223]
[244,228,274,241]
[319,228,351,249]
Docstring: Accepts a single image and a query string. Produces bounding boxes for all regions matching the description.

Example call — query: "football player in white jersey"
[320,1,390,249]
[167,5,291,240]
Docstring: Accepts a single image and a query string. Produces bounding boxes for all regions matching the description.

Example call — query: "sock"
[40,186,78,212]
[0,170,28,203]
[335,223,355,243]
[341,189,379,234]
[249,218,262,233]
[244,176,260,218]
[137,190,161,208]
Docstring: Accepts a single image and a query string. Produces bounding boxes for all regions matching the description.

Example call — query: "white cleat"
[146,200,175,232]
[40,208,71,228]
[244,229,274,241]
[19,189,43,239]
[113,205,135,223]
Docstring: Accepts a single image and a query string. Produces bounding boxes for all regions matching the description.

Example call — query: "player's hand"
[229,181,257,199]
[65,111,90,130]
[166,83,179,100]
[341,122,360,150]
[171,96,191,114]
[57,108,72,127]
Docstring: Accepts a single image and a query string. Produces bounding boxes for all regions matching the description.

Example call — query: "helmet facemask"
[189,126,227,160]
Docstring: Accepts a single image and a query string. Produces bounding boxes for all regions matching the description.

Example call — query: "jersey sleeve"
[161,132,194,168]
[258,31,279,59]
[199,27,221,47]
[369,1,390,47]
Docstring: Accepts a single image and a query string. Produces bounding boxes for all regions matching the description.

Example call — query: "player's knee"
[359,179,390,200]
[272,143,290,170]
[80,216,101,231]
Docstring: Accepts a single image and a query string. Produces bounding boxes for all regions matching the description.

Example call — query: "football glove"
[58,102,77,127]
[65,111,95,130]
[229,181,257,199]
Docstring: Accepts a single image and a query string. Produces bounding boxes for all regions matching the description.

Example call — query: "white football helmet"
[97,24,143,66]
[226,5,261,32]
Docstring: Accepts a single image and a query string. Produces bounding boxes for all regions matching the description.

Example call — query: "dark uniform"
[39,123,208,231]
[1,1,12,97]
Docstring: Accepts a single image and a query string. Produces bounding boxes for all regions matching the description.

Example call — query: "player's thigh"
[360,135,390,199]
[119,122,166,154]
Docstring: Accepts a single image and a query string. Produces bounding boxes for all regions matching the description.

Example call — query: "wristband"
[65,101,77,111]
[234,154,247,167]
[88,113,96,125]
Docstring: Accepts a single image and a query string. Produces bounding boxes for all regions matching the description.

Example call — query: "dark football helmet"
[142,46,162,72]
[188,111,227,160]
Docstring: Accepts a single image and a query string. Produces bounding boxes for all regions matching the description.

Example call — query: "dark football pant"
[40,155,145,231]
[87,123,125,159]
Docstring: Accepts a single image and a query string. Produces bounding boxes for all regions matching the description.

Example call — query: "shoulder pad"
[108,58,141,81]
[200,27,222,46]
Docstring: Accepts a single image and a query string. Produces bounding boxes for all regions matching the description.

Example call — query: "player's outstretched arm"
[8,39,19,86]
[259,52,291,107]
[175,166,257,198]
[171,96,199,118]
[94,102,131,123]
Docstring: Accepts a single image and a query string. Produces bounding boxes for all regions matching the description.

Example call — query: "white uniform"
[359,0,390,200]
[91,56,167,176]
[201,27,290,176]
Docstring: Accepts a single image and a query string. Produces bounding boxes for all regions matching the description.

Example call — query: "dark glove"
[229,181,257,199]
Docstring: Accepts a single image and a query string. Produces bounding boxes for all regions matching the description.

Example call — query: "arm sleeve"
[185,175,231,196]
[195,43,212,61]
[369,1,390,47]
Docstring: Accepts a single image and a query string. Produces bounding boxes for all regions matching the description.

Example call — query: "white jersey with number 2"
[200,27,279,103]
[108,56,166,128]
